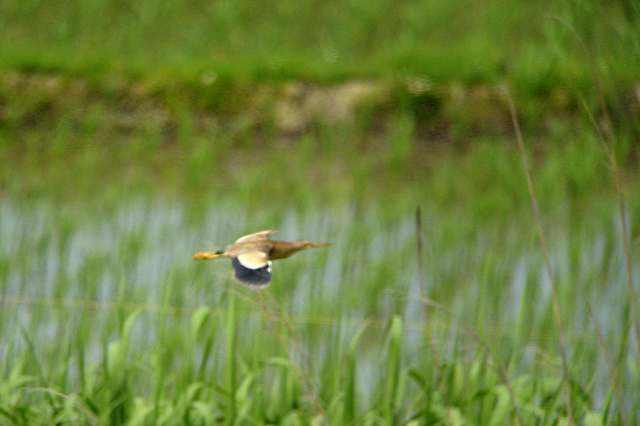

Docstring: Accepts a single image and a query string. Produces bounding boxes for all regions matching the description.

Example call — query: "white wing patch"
[237,251,270,270]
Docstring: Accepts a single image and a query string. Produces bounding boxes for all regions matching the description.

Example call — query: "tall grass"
[0,182,638,423]
[0,138,632,423]
[1,1,639,424]
[505,87,574,422]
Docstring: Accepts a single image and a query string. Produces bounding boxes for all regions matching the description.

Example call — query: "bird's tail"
[192,250,225,260]
[306,242,331,248]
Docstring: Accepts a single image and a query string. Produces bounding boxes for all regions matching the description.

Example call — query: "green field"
[1,0,640,424]
[1,0,639,86]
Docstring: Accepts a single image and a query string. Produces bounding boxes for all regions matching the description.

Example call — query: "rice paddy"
[1,0,640,424]
[1,179,639,424]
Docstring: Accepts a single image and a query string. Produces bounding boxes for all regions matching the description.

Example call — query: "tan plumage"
[193,230,329,287]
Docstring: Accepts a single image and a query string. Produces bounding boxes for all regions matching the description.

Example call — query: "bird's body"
[193,230,329,287]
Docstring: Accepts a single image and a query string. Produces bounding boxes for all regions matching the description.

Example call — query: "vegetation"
[1,0,639,424]
[1,0,639,87]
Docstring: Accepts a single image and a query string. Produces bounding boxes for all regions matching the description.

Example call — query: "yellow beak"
[192,251,224,260]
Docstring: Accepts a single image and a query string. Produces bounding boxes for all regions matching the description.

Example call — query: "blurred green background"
[1,0,639,424]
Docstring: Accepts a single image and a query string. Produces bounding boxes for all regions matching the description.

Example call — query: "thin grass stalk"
[76,329,86,394]
[254,290,326,420]
[198,332,215,380]
[504,87,574,423]
[343,324,366,425]
[226,289,237,425]
[415,206,424,281]
[586,302,628,425]
[383,316,402,424]
[582,102,640,350]
[555,10,640,360]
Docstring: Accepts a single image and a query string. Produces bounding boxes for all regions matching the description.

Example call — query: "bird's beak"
[192,251,224,260]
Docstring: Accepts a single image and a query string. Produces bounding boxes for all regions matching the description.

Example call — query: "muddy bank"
[1,71,638,145]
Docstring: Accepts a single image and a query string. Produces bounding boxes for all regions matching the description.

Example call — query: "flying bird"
[192,230,329,287]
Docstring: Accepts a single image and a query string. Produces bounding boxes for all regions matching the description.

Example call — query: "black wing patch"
[231,257,272,287]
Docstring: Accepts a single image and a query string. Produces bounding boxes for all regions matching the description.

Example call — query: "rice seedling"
[1,1,639,424]
[0,176,638,423]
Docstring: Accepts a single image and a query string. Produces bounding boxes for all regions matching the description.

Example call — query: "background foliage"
[1,0,639,424]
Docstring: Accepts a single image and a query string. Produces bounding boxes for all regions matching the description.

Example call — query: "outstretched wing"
[229,230,276,286]
[232,251,272,287]
[236,251,269,269]
[235,229,277,243]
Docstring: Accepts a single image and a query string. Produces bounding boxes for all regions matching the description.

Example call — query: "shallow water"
[0,197,637,406]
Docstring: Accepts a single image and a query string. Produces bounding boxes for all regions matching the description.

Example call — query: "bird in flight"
[192,230,329,287]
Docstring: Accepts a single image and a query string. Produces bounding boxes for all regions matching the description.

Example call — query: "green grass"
[1,0,640,424]
[0,0,638,89]
[0,186,638,424]
[1,93,639,423]
[1,68,639,423]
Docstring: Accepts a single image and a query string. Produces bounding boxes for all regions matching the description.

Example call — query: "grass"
[1,96,639,423]
[1,0,640,424]
[1,79,639,422]
[0,0,639,89]
[0,189,638,424]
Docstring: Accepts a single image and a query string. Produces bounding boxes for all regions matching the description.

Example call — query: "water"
[0,197,636,406]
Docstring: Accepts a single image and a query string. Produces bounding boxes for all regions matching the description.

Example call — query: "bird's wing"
[236,251,270,269]
[232,252,272,287]
[235,229,277,243]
